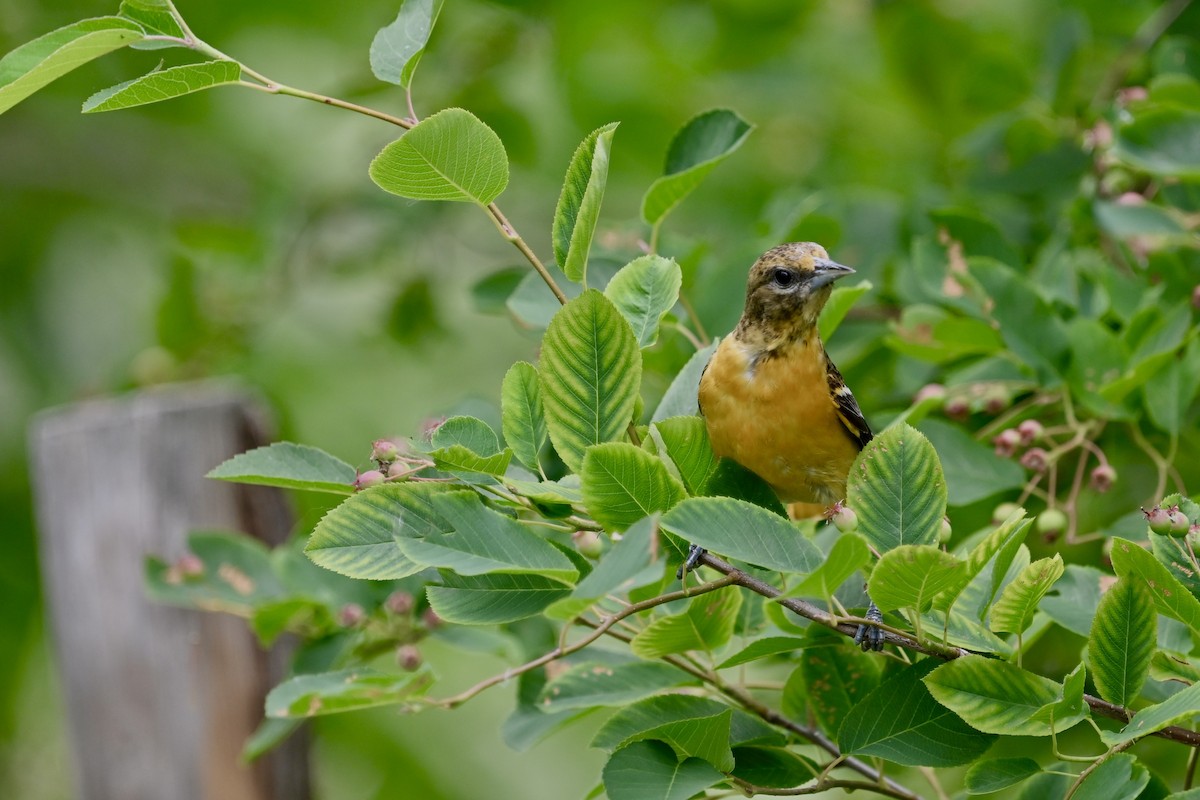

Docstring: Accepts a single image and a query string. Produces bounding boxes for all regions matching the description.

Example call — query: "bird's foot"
[853,600,885,652]
[677,545,707,580]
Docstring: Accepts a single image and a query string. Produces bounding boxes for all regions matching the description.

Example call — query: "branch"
[732,775,919,799]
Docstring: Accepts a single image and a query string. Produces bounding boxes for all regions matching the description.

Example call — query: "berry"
[993,429,1021,458]
[421,608,443,630]
[1188,524,1200,549]
[943,397,970,420]
[1143,506,1172,535]
[354,470,385,490]
[982,387,1011,415]
[385,591,415,616]
[337,603,366,628]
[1089,465,1116,493]
[572,531,604,559]
[177,553,204,578]
[938,518,953,545]
[396,644,423,671]
[1167,506,1190,537]
[915,384,947,404]
[1192,284,1200,311]
[831,504,859,533]
[1037,509,1068,541]
[1020,448,1049,472]
[387,460,410,479]
[1017,420,1044,445]
[991,502,1022,525]
[371,439,400,463]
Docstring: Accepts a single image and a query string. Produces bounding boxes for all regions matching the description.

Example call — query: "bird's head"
[739,242,855,338]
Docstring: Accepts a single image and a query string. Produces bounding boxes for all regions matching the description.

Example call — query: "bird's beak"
[809,258,855,290]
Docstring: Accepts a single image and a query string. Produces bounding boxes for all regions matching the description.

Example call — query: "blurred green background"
[2,0,1196,797]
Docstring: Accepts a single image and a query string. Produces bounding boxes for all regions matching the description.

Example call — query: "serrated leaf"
[370,0,443,89]
[501,361,546,472]
[964,758,1042,795]
[431,415,500,456]
[788,532,870,600]
[539,660,699,711]
[1151,651,1200,685]
[919,418,1026,506]
[207,441,356,494]
[595,705,735,772]
[1073,754,1149,800]
[1028,661,1087,728]
[641,109,753,226]
[118,0,184,38]
[630,586,742,658]
[840,659,996,767]
[394,491,578,583]
[539,290,641,472]
[846,423,947,553]
[426,571,570,625]
[82,60,242,113]
[592,694,783,755]
[990,554,1065,635]
[265,667,431,718]
[730,747,819,788]
[797,630,881,737]
[717,636,806,669]
[660,496,822,573]
[546,516,661,620]
[1088,577,1155,707]
[604,255,682,347]
[0,17,144,116]
[869,545,965,613]
[923,655,1085,736]
[1100,678,1200,746]
[602,740,723,800]
[818,279,872,340]
[649,416,718,496]
[430,444,511,477]
[701,458,788,516]
[920,608,1012,655]
[554,123,618,283]
[652,340,717,421]
[305,482,452,579]
[369,107,508,204]
[1111,537,1200,639]
[935,509,1031,616]
[580,442,686,531]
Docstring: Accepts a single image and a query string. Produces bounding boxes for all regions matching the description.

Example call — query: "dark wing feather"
[825,358,872,450]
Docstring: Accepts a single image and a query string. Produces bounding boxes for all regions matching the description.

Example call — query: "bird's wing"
[825,358,873,449]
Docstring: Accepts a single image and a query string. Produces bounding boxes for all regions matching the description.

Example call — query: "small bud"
[1017,420,1044,445]
[396,644,423,671]
[385,591,415,616]
[938,517,953,545]
[992,502,1022,525]
[1116,191,1145,206]
[982,386,1011,415]
[1143,506,1173,535]
[943,396,970,421]
[1020,447,1049,472]
[915,383,947,404]
[371,439,400,463]
[1167,506,1190,537]
[337,603,366,628]
[572,530,604,559]
[993,429,1021,458]
[831,504,859,533]
[1089,464,1116,493]
[1117,86,1148,105]
[387,460,410,479]
[354,470,386,490]
[177,553,204,578]
[1037,509,1068,541]
[421,607,442,630]
[1192,285,1200,311]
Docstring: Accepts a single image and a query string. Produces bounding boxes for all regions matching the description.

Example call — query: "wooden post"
[29,384,310,800]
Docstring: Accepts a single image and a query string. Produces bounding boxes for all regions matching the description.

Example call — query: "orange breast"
[699,336,859,505]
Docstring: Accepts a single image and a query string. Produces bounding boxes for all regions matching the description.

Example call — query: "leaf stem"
[485,203,569,305]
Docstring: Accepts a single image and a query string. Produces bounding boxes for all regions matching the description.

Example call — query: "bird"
[687,241,883,651]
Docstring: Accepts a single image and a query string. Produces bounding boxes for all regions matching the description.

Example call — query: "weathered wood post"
[29,384,310,800]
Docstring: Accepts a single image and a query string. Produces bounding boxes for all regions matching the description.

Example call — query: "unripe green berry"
[1143,506,1172,535]
[1037,509,1068,540]
[938,518,953,545]
[991,502,1022,525]
[371,439,400,463]
[1167,506,1190,537]
[831,505,858,533]
[572,530,604,560]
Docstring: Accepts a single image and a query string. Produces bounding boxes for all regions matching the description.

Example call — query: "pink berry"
[371,439,400,463]
[385,591,415,616]
[1020,448,1049,472]
[1089,465,1116,493]
[396,644,423,671]
[1017,420,1043,445]
[915,384,946,404]
[337,603,366,628]
[1143,506,1172,535]
[177,553,204,578]
[993,429,1021,458]
[944,397,970,421]
[354,470,386,490]
[421,608,442,630]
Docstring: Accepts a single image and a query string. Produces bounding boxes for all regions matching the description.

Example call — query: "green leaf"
[394,491,578,583]
[731,747,818,788]
[972,259,1068,382]
[426,572,570,625]
[990,554,1065,635]
[923,655,1085,736]
[964,758,1043,795]
[1150,651,1200,685]
[82,60,242,113]
[580,442,686,531]
[554,123,618,283]
[207,442,355,494]
[538,660,699,711]
[0,17,144,116]
[1041,564,1105,637]
[642,109,754,227]
[1100,679,1200,746]
[1115,107,1200,179]
[593,699,736,772]
[934,509,1031,617]
[652,341,717,421]
[630,586,742,658]
[660,497,823,573]
[1144,339,1200,435]
[919,419,1026,506]
[921,608,1012,655]
[716,636,807,669]
[592,694,783,755]
[241,716,302,763]
[1028,661,1087,728]
[1074,754,1149,800]
[1088,577,1156,707]
[501,361,547,472]
[146,530,281,614]
[1095,199,1189,239]
[1111,537,1200,639]
[649,416,718,496]
[602,740,723,800]
[502,669,590,753]
[797,631,881,737]
[265,667,431,718]
[869,545,965,614]
[430,445,511,477]
[370,0,443,88]
[539,290,642,472]
[369,107,508,204]
[546,516,660,620]
[789,533,871,600]
[604,255,683,348]
[840,660,996,767]
[305,482,452,579]
[118,0,184,39]
[471,266,525,315]
[818,279,872,340]
[846,423,947,553]
[429,415,510,477]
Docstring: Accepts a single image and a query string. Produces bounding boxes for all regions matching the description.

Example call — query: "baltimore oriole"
[688,241,883,650]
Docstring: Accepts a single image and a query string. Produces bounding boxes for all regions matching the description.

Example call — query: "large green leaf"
[919,419,1026,506]
[868,545,965,613]
[797,630,881,737]
[730,747,819,789]
[604,255,682,348]
[840,660,996,767]
[602,740,723,800]
[592,694,783,755]
[118,0,184,39]
[394,491,578,583]
[1088,577,1155,707]
[934,509,1031,617]
[553,123,618,283]
[648,416,718,496]
[429,415,511,477]
[971,259,1068,382]
[539,290,641,472]
[545,516,660,620]
[580,442,686,531]
[0,17,144,115]
[652,341,716,421]
[369,107,508,204]
[923,655,1085,736]
[501,361,547,472]
[1111,537,1200,639]
[964,758,1043,795]
[630,586,742,658]
[207,442,356,494]
[1115,107,1200,179]
[1144,338,1200,435]
[592,698,741,772]
[660,496,822,574]
[1040,564,1105,637]
[1100,679,1200,746]
[846,423,946,553]
[266,667,431,718]
[502,669,590,753]
[642,109,753,227]
[538,660,699,711]
[788,532,870,600]
[426,571,570,625]
[1028,661,1087,729]
[1151,651,1200,685]
[818,279,873,340]
[82,61,242,113]
[146,530,281,614]
[1073,754,1149,800]
[990,554,1065,635]
[716,636,807,669]
[370,0,443,88]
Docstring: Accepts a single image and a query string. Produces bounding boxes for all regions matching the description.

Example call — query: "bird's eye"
[772,268,796,287]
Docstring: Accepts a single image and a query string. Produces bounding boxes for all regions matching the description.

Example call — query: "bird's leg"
[854,599,885,652]
[677,544,707,580]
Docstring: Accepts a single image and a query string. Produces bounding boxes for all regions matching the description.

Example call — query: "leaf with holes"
[642,109,753,227]
[846,423,946,553]
[604,255,682,347]
[990,554,1064,635]
[83,61,242,112]
[554,123,618,283]
[869,545,965,613]
[580,442,686,531]
[630,586,742,658]
[208,442,356,494]
[1088,577,1155,707]
[501,361,547,472]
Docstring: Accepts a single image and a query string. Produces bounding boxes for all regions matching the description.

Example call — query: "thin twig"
[731,776,919,799]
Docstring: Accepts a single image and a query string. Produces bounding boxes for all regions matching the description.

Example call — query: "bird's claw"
[854,601,885,652]
[677,544,707,580]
